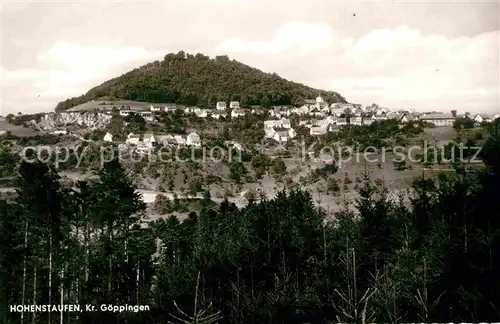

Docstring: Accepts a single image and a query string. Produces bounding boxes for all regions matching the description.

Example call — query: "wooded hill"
[55,51,347,111]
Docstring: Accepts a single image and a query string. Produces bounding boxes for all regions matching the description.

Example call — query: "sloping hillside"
[0,120,41,137]
[56,51,347,111]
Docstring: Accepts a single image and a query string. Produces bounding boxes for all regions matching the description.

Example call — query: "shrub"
[328,178,340,193]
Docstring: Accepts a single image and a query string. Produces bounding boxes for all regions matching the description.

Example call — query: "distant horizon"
[1,0,498,115]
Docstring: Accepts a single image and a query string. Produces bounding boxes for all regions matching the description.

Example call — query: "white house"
[310,126,328,136]
[372,113,388,121]
[399,113,412,123]
[194,109,208,118]
[303,119,322,128]
[126,133,140,145]
[328,124,340,132]
[386,112,399,120]
[375,107,389,116]
[211,111,227,119]
[103,132,113,142]
[352,108,363,117]
[184,107,193,114]
[473,114,492,124]
[273,131,287,142]
[330,106,345,117]
[251,108,266,115]
[273,128,297,142]
[120,110,134,117]
[473,114,484,123]
[150,105,163,112]
[363,118,374,126]
[322,116,337,125]
[174,135,186,146]
[350,116,362,126]
[421,113,455,127]
[336,118,347,126]
[164,105,177,113]
[278,118,291,128]
[231,109,246,118]
[269,108,281,118]
[216,101,227,110]
[309,107,325,117]
[143,133,156,148]
[139,111,154,122]
[291,105,309,116]
[229,101,240,109]
[186,132,201,147]
[161,134,186,146]
[315,95,325,107]
[264,118,291,130]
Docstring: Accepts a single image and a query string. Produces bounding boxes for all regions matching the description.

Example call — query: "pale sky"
[1,0,499,115]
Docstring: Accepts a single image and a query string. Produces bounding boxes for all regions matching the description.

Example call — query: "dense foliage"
[453,117,475,129]
[5,113,45,126]
[55,51,346,111]
[0,121,499,323]
[309,120,425,155]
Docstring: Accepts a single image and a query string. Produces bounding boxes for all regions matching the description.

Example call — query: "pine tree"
[88,158,146,304]
[15,161,65,324]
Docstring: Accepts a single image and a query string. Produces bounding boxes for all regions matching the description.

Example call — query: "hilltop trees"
[55,51,346,111]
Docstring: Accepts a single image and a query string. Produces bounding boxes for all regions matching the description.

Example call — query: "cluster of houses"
[259,96,500,142]
[472,113,499,124]
[148,100,254,119]
[418,112,498,127]
[101,131,246,155]
[263,118,297,142]
[147,96,500,132]
[5,98,499,148]
[102,131,202,154]
[65,98,499,131]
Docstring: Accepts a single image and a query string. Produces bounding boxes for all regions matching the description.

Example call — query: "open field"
[66,98,178,112]
[0,120,42,137]
[422,126,457,141]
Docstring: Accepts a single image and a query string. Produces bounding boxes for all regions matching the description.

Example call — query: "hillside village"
[3,95,498,156]
[1,93,498,213]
